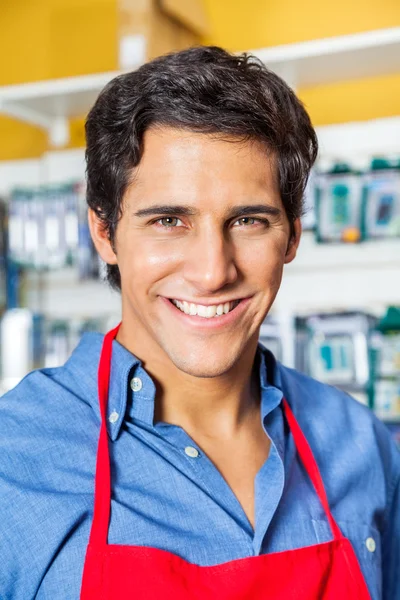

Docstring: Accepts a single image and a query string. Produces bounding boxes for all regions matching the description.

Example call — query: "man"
[0,46,398,599]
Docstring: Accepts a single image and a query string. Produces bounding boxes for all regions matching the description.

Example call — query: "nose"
[183,226,238,293]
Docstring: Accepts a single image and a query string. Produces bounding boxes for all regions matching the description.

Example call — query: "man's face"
[92,127,300,378]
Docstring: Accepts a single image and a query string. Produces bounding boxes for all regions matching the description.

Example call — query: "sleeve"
[381,465,400,599]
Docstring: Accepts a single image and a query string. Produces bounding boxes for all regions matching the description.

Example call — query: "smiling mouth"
[169,299,242,318]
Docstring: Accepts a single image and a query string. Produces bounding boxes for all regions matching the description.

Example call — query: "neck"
[116,321,261,439]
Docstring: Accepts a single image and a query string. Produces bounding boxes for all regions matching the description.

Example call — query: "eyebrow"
[228,205,281,220]
[133,204,281,219]
[133,205,198,218]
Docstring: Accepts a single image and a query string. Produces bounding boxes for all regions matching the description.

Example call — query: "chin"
[164,343,248,379]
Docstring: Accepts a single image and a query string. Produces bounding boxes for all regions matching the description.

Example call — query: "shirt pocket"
[312,518,382,600]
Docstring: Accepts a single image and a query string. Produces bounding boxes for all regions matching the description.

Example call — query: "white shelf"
[0,71,122,146]
[289,233,400,271]
[1,27,399,145]
[25,268,121,319]
[252,27,400,88]
[275,233,400,315]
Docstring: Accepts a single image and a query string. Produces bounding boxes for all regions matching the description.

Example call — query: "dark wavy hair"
[86,45,318,290]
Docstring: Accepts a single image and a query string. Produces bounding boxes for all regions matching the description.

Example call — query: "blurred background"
[0,1,399,445]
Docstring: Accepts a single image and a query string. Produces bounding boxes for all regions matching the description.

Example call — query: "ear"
[87,208,118,265]
[284,218,302,264]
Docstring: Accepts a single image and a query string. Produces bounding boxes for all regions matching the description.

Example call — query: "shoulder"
[0,332,104,491]
[0,337,103,598]
[278,363,397,459]
[0,357,100,485]
[0,332,103,431]
[277,362,400,501]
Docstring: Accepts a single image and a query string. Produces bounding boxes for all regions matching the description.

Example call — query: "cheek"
[117,238,183,285]
[236,236,287,282]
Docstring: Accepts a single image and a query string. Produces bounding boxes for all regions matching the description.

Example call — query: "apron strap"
[89,325,342,546]
[89,324,121,546]
[282,398,343,541]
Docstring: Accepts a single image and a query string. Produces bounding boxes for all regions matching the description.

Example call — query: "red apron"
[80,325,371,599]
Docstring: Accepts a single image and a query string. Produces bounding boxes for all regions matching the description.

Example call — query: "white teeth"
[206,305,217,318]
[171,299,240,318]
[197,304,208,317]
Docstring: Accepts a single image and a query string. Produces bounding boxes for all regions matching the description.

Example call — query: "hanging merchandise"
[0,311,118,394]
[362,158,400,240]
[302,312,377,405]
[7,182,99,279]
[370,306,400,422]
[315,164,363,243]
[259,316,283,362]
[76,182,100,281]
[68,316,105,357]
[43,315,113,371]
[294,317,310,375]
[301,170,316,231]
[373,380,400,421]
[44,319,71,368]
[44,185,67,269]
[8,188,27,266]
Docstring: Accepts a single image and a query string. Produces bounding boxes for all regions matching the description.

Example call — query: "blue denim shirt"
[0,332,399,600]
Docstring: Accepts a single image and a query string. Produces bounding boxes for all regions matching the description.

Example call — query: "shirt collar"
[64,332,139,441]
[257,343,284,420]
[66,333,284,441]
[106,338,141,440]
[125,342,285,431]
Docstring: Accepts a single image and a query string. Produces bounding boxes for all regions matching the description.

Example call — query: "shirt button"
[366,537,376,553]
[130,377,143,392]
[109,411,119,424]
[185,446,199,458]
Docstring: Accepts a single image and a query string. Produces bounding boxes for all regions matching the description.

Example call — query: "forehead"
[128,127,279,202]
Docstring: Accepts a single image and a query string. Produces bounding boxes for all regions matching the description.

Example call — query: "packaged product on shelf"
[65,184,80,263]
[370,307,400,377]
[44,185,68,269]
[362,158,400,240]
[24,188,40,267]
[301,170,316,231]
[258,316,283,362]
[44,319,71,368]
[8,189,26,265]
[32,313,46,370]
[373,379,400,421]
[302,312,376,404]
[376,332,400,377]
[315,164,362,243]
[370,306,400,422]
[76,182,100,281]
[8,183,86,272]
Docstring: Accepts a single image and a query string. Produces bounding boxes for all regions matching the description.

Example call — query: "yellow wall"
[1,0,400,159]
[0,0,117,160]
[203,0,400,49]
[203,0,400,127]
